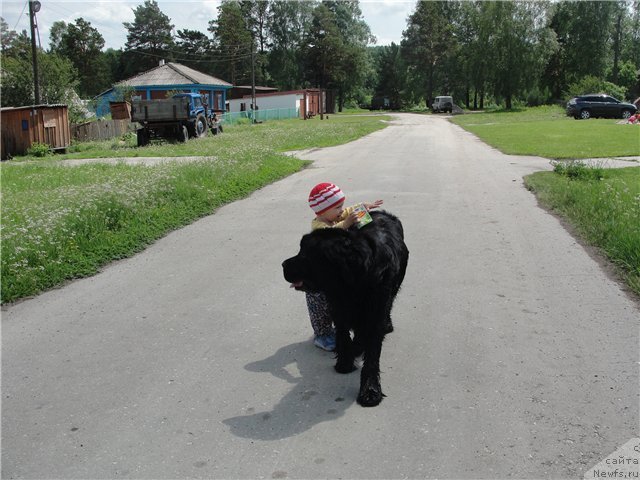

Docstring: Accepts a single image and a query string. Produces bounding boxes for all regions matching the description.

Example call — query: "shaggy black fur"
[282,211,409,407]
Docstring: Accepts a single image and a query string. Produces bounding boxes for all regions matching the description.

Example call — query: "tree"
[622,1,640,68]
[487,1,556,109]
[241,0,270,83]
[175,29,214,74]
[267,0,315,90]
[49,18,109,97]
[1,21,79,108]
[543,1,615,100]
[48,20,67,53]
[208,0,253,85]
[102,48,126,87]
[305,3,343,89]
[1,51,78,107]
[401,1,459,107]
[455,1,493,109]
[304,1,373,110]
[1,17,18,52]
[373,43,407,108]
[123,0,175,76]
[324,1,374,110]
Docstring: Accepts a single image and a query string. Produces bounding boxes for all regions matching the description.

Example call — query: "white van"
[432,96,453,113]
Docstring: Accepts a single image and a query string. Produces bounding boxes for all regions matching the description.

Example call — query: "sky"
[1,0,417,51]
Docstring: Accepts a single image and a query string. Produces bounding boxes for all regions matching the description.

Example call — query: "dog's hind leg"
[357,330,385,407]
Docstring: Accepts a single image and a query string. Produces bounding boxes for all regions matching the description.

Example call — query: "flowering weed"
[1,116,388,302]
[525,167,640,295]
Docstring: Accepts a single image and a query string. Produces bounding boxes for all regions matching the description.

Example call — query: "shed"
[109,101,131,120]
[94,62,232,117]
[1,104,70,159]
[226,89,335,118]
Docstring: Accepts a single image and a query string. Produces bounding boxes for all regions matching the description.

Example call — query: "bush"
[565,76,627,101]
[26,142,52,157]
[525,86,552,107]
[552,160,604,181]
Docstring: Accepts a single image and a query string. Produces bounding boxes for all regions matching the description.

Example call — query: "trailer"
[131,93,221,146]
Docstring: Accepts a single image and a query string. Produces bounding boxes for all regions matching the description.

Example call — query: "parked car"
[432,96,453,113]
[566,94,637,120]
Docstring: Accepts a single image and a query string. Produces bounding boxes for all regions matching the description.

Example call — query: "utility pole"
[250,42,256,124]
[29,1,41,104]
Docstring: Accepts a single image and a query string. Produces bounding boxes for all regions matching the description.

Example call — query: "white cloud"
[2,0,413,50]
[360,0,415,46]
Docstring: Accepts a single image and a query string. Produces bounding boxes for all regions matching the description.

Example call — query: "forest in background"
[2,0,639,119]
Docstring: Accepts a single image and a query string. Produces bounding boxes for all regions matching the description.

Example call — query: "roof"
[240,89,320,99]
[233,86,278,92]
[116,62,232,88]
[1,104,68,112]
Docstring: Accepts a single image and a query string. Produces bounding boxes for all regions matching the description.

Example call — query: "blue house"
[94,61,232,117]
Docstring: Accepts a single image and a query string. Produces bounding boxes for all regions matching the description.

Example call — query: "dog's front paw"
[357,377,384,407]
[334,360,357,374]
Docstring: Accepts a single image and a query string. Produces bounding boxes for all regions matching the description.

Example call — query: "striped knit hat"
[308,182,345,215]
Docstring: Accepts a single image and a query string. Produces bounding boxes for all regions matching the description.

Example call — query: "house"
[228,85,278,100]
[94,62,232,117]
[226,89,334,118]
[1,104,70,159]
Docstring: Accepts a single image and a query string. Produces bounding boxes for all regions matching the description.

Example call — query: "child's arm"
[333,208,358,229]
[364,199,384,210]
[338,211,358,229]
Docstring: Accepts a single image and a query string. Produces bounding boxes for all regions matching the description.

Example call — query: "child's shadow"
[223,341,357,440]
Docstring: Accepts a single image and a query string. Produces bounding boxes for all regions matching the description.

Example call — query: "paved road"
[2,114,638,479]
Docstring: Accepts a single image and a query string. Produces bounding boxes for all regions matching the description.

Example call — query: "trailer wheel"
[177,125,189,142]
[137,128,149,147]
[195,114,207,138]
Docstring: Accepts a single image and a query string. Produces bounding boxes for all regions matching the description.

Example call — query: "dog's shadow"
[223,341,358,440]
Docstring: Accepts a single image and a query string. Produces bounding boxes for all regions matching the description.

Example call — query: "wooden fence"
[71,119,136,142]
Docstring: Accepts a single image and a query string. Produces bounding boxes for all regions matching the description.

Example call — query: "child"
[305,182,384,350]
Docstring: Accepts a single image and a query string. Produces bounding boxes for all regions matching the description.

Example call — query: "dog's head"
[282,228,371,294]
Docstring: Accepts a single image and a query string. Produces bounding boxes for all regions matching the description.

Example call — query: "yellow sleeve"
[310,206,355,230]
[311,217,329,230]
[331,206,355,229]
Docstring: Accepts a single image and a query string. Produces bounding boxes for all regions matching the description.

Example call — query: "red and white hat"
[308,182,345,215]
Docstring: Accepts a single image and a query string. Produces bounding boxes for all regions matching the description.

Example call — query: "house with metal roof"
[94,61,232,117]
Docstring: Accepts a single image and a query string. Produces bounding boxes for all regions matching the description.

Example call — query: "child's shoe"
[313,333,336,351]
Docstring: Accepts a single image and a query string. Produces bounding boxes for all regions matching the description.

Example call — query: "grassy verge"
[450,105,640,159]
[1,115,389,303]
[524,165,640,296]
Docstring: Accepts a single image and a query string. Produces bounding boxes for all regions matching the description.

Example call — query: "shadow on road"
[223,341,357,440]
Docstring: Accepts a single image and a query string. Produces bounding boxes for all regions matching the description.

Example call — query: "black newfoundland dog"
[282,211,409,407]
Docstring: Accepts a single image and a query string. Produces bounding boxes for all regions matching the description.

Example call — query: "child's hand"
[343,211,358,228]
[365,199,384,210]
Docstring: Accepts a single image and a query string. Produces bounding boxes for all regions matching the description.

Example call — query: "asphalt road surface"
[2,114,638,479]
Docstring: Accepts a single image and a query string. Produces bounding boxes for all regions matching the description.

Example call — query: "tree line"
[1,0,638,117]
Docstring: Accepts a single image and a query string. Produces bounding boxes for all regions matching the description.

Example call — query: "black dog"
[282,211,409,407]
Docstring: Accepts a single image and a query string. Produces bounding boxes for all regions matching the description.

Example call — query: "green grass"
[1,115,389,303]
[525,166,640,296]
[14,115,390,162]
[451,105,640,159]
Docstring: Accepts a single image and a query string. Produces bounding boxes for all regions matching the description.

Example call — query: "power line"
[126,48,256,64]
[11,1,29,31]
